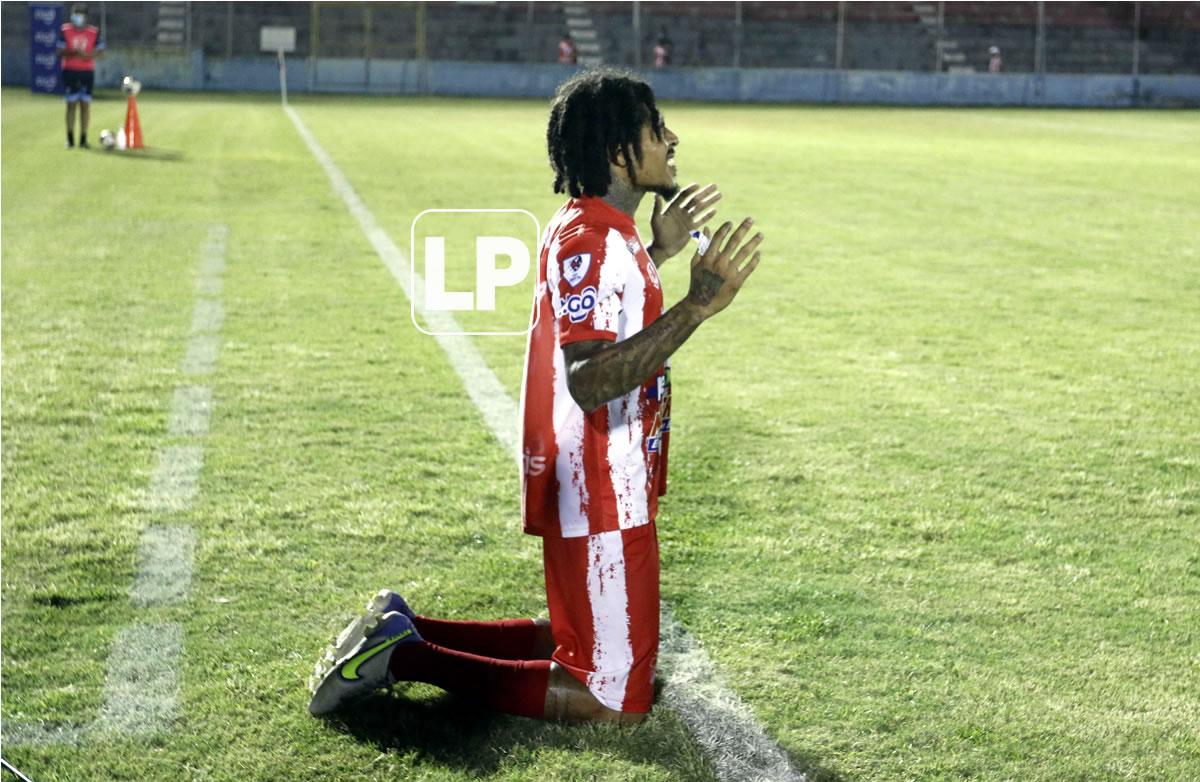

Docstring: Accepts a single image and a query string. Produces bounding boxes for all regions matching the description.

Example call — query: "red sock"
[388,641,551,719]
[412,616,549,660]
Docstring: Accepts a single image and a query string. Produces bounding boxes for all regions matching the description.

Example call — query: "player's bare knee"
[545,663,647,724]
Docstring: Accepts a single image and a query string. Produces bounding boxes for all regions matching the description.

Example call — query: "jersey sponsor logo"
[647,367,671,402]
[523,450,547,477]
[561,252,591,287]
[556,285,598,323]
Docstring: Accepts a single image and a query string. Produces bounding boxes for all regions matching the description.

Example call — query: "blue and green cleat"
[308,607,421,716]
[330,589,414,654]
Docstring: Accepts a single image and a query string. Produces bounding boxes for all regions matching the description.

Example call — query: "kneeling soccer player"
[309,68,764,724]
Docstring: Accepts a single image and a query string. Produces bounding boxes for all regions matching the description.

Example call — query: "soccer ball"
[99,129,116,150]
[121,76,142,96]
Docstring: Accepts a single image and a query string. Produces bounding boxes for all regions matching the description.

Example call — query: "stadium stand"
[1,1,1194,74]
[425,1,567,63]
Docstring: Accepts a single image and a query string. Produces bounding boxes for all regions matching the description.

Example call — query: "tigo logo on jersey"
[557,286,598,323]
[561,253,591,287]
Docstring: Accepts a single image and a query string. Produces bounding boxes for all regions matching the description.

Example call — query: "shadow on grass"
[327,685,847,781]
[330,685,712,778]
[86,146,185,162]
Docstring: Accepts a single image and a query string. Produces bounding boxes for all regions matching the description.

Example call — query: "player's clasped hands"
[685,217,764,320]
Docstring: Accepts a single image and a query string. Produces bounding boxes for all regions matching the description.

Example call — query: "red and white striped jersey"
[520,197,672,538]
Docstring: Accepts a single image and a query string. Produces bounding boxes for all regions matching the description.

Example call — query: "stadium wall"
[3,48,1198,107]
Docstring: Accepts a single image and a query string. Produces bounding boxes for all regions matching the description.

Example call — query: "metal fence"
[4,2,1196,75]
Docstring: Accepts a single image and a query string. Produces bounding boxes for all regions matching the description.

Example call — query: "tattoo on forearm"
[564,304,701,412]
[690,270,725,306]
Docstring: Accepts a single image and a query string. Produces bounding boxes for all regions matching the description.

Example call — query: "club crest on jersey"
[561,253,591,288]
[557,285,598,323]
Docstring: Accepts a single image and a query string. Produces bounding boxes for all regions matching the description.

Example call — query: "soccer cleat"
[329,589,414,653]
[308,610,420,716]
[79,140,90,149]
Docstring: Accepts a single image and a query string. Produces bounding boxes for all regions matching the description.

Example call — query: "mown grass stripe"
[286,105,803,782]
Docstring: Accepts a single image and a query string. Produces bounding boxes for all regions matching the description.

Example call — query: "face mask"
[71,14,85,26]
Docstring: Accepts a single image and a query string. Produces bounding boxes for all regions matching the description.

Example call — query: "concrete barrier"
[4,47,1197,107]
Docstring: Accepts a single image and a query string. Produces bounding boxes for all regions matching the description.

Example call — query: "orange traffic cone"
[124,95,144,149]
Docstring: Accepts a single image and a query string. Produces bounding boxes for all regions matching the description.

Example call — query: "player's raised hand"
[649,183,722,263]
[685,217,764,321]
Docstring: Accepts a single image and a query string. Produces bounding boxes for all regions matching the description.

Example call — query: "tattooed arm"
[564,218,764,413]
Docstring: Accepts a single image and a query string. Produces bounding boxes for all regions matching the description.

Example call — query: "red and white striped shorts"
[541,523,660,713]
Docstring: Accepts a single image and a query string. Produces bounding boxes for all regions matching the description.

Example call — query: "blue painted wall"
[4,47,1198,107]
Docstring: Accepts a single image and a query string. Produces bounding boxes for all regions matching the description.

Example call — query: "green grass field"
[2,87,1198,781]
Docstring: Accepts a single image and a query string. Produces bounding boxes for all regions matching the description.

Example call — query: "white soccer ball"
[121,76,142,96]
[99,129,116,150]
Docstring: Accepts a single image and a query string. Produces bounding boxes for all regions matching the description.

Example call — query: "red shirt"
[558,40,577,65]
[520,197,672,538]
[58,23,102,72]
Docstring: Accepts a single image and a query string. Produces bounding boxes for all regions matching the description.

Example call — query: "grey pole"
[1132,0,1140,77]
[1035,1,1046,74]
[633,0,642,68]
[836,1,845,70]
[733,1,742,68]
[525,1,533,63]
[363,3,371,87]
[225,1,233,59]
[935,1,944,72]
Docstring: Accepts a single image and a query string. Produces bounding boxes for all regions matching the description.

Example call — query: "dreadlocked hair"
[547,68,664,198]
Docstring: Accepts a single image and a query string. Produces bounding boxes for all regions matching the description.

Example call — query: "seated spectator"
[653,29,672,68]
[988,45,1003,73]
[558,32,577,65]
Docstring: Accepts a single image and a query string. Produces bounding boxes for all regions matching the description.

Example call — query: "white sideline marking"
[191,299,225,334]
[286,106,803,781]
[284,106,520,462]
[130,525,197,607]
[660,608,800,782]
[168,385,214,436]
[4,227,227,749]
[92,624,184,736]
[200,225,229,276]
[147,445,204,511]
[0,722,85,747]
[182,334,220,375]
[196,275,224,296]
